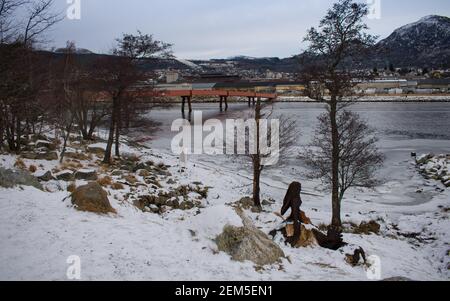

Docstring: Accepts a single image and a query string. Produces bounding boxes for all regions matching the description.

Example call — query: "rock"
[87,144,106,154]
[148,204,160,213]
[416,154,433,165]
[179,201,195,210]
[74,169,98,181]
[37,151,58,161]
[111,170,123,176]
[35,140,52,149]
[55,170,74,181]
[22,151,58,161]
[167,178,176,185]
[166,198,180,208]
[71,182,115,214]
[21,152,38,160]
[445,180,450,188]
[215,208,285,266]
[133,163,148,172]
[37,171,55,182]
[0,167,43,190]
[236,197,254,209]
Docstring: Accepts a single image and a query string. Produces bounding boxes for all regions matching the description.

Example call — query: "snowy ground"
[0,139,449,281]
[1,103,449,281]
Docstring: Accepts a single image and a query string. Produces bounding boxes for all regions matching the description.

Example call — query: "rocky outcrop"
[416,154,449,187]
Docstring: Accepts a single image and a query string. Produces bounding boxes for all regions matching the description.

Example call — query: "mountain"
[54,47,94,55]
[374,15,450,68]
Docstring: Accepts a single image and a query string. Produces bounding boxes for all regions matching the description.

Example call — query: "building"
[417,79,450,93]
[165,71,179,84]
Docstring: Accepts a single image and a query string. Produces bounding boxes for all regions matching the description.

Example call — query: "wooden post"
[252,97,256,106]
[188,96,192,113]
[224,96,228,111]
[248,97,251,107]
[219,96,223,111]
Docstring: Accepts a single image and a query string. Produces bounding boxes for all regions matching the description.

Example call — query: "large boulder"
[0,167,42,190]
[71,182,116,214]
[215,208,285,266]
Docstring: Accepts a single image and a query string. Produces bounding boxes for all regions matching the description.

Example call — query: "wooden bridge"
[155,89,277,113]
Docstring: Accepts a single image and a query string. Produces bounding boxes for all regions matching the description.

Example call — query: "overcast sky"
[45,0,450,59]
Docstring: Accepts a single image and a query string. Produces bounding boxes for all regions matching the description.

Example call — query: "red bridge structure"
[155,89,277,113]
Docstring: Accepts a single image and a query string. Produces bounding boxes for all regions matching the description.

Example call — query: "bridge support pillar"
[187,96,192,113]
[248,97,251,107]
[219,96,223,111]
[224,96,228,111]
[252,97,256,106]
[181,96,186,114]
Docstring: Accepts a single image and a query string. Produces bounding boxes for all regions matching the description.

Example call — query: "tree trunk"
[114,98,121,158]
[252,98,262,208]
[60,118,74,163]
[103,97,117,164]
[252,159,261,208]
[329,97,341,228]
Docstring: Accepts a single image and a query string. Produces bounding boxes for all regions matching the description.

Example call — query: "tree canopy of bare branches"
[304,110,384,202]
[300,0,378,228]
[99,31,173,164]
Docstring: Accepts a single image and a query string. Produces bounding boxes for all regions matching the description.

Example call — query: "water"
[138,102,450,205]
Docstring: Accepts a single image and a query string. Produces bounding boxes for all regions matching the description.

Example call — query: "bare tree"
[0,0,61,152]
[99,31,172,164]
[23,0,62,45]
[304,110,384,204]
[0,0,27,43]
[232,99,296,208]
[300,0,377,228]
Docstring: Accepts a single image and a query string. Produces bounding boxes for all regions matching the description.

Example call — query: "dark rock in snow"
[56,170,74,181]
[38,171,55,182]
[74,169,98,181]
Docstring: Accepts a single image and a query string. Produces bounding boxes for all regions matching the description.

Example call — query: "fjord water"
[142,102,450,205]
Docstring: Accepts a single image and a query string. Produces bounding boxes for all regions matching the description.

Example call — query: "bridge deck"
[133,89,277,99]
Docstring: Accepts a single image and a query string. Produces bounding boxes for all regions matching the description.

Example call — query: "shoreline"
[147,96,450,104]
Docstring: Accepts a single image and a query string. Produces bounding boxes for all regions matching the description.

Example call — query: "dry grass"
[97,176,113,187]
[67,183,77,193]
[111,182,125,190]
[138,169,150,177]
[14,158,27,170]
[66,152,89,161]
[28,165,37,173]
[61,161,83,171]
[123,174,138,185]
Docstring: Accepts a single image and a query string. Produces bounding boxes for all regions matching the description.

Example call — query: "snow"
[1,141,449,281]
[1,104,449,280]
